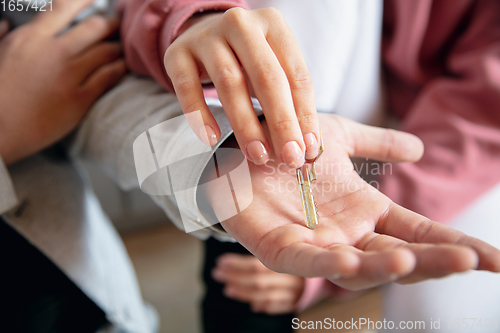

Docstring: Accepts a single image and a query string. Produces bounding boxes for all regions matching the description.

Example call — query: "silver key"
[296,134,324,229]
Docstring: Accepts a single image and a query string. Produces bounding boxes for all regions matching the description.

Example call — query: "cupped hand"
[0,0,127,165]
[214,114,500,290]
[165,7,319,168]
[213,253,305,315]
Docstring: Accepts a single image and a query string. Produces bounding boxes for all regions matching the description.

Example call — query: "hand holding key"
[0,0,126,165]
[210,113,500,290]
[164,8,319,168]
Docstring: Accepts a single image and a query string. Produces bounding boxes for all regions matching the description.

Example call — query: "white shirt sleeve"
[70,75,258,242]
[0,155,18,215]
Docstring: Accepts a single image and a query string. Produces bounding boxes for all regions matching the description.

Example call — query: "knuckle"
[267,293,282,303]
[195,26,212,40]
[173,74,196,96]
[271,117,296,133]
[253,62,283,90]
[263,7,284,21]
[223,7,246,23]
[223,7,251,32]
[289,66,313,91]
[297,113,316,128]
[253,277,267,290]
[214,64,244,89]
[163,44,176,64]
[414,219,434,243]
[382,128,396,160]
[163,44,184,70]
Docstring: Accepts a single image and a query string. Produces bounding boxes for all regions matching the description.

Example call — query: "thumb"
[341,117,424,163]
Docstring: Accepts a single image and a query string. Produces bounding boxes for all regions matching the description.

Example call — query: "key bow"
[296,133,324,229]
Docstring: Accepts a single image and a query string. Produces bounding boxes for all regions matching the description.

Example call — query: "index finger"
[224,8,307,169]
[272,242,361,278]
[60,16,119,55]
[260,8,321,161]
[376,203,500,272]
[31,0,94,35]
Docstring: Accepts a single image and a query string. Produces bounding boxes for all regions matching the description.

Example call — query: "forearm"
[0,104,33,166]
[117,0,248,90]
[0,92,25,166]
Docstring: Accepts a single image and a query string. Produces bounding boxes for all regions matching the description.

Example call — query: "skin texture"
[165,8,320,167]
[0,0,127,165]
[206,113,500,291]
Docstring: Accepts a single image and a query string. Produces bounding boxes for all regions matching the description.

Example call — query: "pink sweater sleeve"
[380,0,500,223]
[117,0,248,91]
[295,278,349,313]
[295,0,500,311]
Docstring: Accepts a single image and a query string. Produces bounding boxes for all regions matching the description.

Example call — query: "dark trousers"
[202,237,294,333]
[0,219,108,333]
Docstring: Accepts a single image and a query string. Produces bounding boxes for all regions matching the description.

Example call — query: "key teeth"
[312,195,320,226]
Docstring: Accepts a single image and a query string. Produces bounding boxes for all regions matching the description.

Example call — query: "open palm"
[213,114,500,290]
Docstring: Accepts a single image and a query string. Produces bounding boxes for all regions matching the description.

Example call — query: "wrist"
[0,102,28,166]
[175,11,224,41]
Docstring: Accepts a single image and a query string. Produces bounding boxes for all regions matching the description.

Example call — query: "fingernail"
[246,141,270,165]
[281,141,304,169]
[304,133,319,160]
[199,125,218,146]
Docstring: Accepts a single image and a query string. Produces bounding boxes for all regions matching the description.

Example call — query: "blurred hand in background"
[0,0,126,165]
[213,253,305,315]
